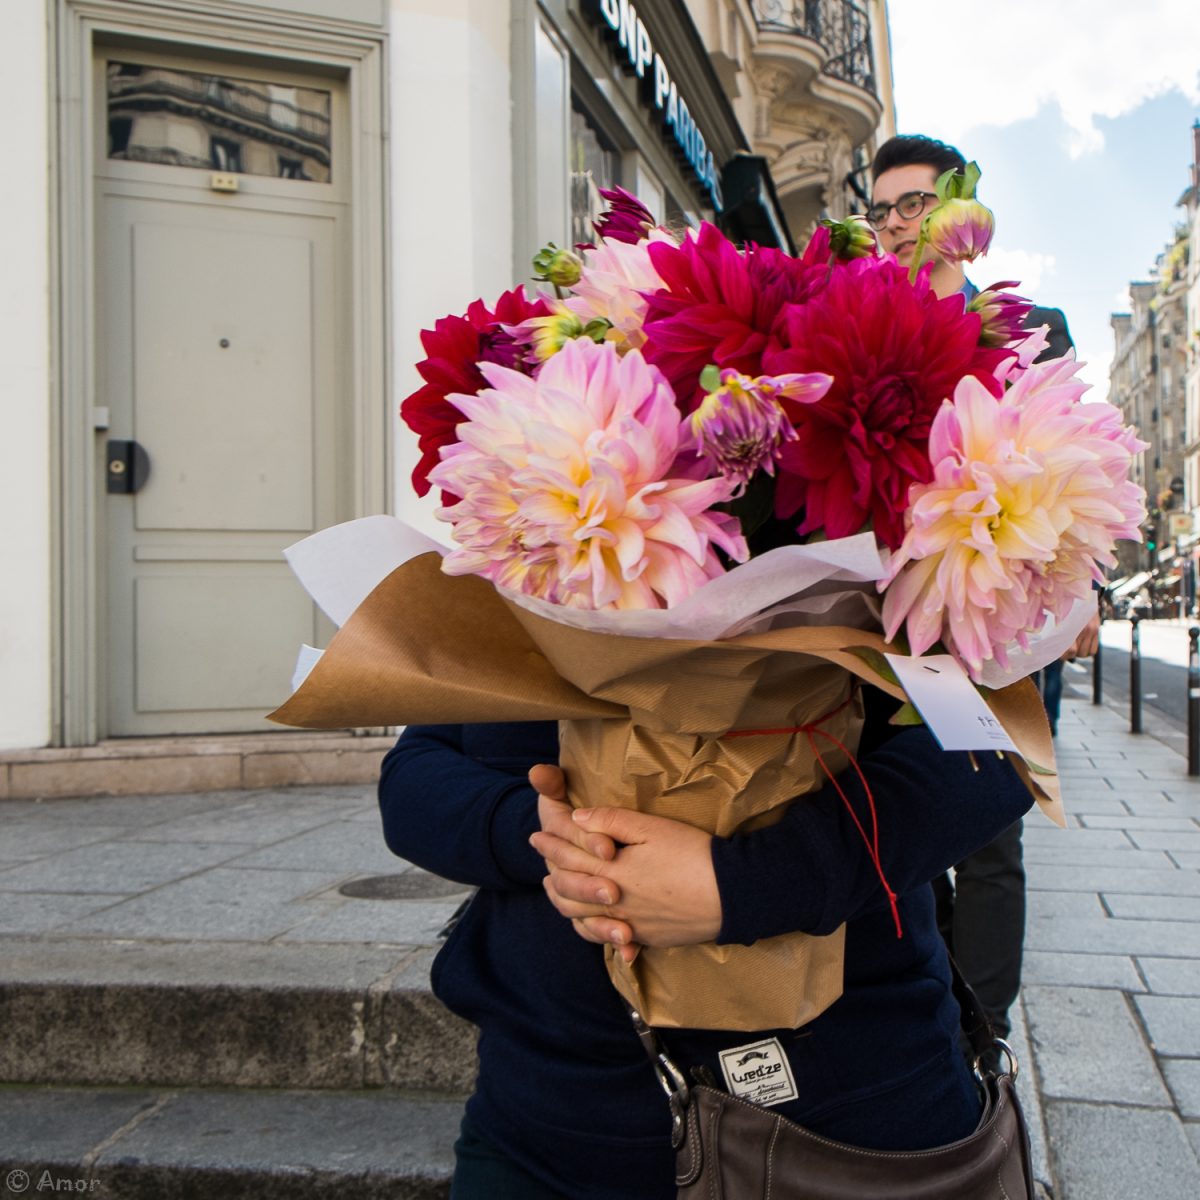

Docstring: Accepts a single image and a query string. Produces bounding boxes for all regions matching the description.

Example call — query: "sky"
[885,0,1200,398]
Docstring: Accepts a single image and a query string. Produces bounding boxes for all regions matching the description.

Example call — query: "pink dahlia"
[429,339,748,609]
[762,257,1013,549]
[640,223,832,412]
[881,356,1148,679]
[565,230,674,355]
[400,288,551,500]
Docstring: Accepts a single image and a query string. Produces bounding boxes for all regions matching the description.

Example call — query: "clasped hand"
[527,764,722,963]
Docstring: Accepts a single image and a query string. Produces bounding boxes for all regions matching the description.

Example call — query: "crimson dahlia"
[400,288,550,500]
[764,260,1011,549]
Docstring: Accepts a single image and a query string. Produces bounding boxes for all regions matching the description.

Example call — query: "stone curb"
[0,1085,459,1199]
[0,941,475,1096]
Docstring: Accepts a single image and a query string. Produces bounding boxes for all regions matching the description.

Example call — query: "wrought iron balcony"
[753,0,877,96]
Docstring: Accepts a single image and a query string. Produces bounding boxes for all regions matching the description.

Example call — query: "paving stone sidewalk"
[1019,672,1200,1198]
[1,681,1199,1197]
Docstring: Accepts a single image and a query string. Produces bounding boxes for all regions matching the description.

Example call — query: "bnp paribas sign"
[588,0,724,212]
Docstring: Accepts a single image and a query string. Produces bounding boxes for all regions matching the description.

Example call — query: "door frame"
[51,0,389,745]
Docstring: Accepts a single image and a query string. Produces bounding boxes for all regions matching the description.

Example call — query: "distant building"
[0,0,895,783]
[1183,122,1200,600]
[1109,124,1196,613]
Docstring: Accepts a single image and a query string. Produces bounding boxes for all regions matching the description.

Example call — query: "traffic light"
[1145,509,1161,554]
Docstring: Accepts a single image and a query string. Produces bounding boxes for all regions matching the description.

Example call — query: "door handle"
[106,440,151,494]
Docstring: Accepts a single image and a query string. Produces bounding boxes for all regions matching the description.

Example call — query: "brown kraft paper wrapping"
[269,552,1061,1030]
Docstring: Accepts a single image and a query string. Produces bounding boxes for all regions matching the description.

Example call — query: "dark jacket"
[378,692,1034,1198]
[1026,304,1073,362]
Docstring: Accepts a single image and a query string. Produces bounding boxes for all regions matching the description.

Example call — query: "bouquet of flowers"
[272,178,1146,1030]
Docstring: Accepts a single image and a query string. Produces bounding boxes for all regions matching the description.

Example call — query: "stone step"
[0,938,476,1095]
[0,1084,458,1199]
[0,732,395,801]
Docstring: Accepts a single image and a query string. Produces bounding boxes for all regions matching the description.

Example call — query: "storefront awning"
[1110,571,1151,598]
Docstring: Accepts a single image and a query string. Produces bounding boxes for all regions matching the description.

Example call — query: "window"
[106,61,332,182]
[209,137,243,173]
[569,96,619,248]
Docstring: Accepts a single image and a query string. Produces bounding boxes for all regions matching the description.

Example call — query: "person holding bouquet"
[264,175,1144,1197]
[380,699,1035,1198]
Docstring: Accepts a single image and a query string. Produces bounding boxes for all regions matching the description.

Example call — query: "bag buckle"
[973,1037,1018,1083]
[630,1005,691,1145]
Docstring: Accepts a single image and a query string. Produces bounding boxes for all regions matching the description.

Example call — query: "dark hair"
[871,135,966,181]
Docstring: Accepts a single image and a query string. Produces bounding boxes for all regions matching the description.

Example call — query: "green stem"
[907,229,927,285]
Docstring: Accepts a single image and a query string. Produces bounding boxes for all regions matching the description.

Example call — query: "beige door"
[95,51,349,736]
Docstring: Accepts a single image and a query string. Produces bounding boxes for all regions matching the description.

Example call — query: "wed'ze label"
[717,1037,798,1107]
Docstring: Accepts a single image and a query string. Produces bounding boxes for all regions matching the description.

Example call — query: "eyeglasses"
[864,191,938,231]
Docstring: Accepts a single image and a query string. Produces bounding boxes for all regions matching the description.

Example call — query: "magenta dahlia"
[640,223,832,413]
[400,288,551,500]
[763,258,1013,549]
[593,186,655,245]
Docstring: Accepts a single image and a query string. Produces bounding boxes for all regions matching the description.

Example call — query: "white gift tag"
[717,1037,798,1107]
[885,653,1018,754]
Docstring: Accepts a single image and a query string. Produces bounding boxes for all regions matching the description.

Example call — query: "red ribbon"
[722,691,903,939]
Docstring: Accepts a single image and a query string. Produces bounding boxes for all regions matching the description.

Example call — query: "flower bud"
[532,243,584,288]
[922,198,994,264]
[595,186,655,245]
[966,282,1034,348]
[920,161,995,264]
[820,215,878,261]
[507,305,611,364]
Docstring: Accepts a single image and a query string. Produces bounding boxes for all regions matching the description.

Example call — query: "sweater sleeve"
[710,716,1034,945]
[377,723,550,892]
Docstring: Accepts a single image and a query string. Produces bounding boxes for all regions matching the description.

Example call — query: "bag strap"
[625,1001,691,1148]
[945,951,1019,1078]
[946,951,993,1058]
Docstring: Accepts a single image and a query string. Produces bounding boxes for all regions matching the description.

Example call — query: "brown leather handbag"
[629,957,1036,1199]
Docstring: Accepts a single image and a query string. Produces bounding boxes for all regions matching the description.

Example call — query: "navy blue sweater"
[378,696,1033,1198]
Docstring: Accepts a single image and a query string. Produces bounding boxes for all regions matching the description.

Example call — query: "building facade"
[0,0,894,768]
[1109,132,1196,613]
[1110,284,1159,580]
[1183,123,1200,598]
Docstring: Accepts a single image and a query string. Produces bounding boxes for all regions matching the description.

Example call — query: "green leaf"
[1022,758,1057,776]
[699,364,722,394]
[844,645,901,687]
[888,701,924,726]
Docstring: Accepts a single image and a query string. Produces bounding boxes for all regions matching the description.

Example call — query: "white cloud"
[1075,347,1113,402]
[888,0,1200,156]
[969,244,1056,294]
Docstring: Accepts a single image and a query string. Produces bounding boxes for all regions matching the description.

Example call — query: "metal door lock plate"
[106,440,151,494]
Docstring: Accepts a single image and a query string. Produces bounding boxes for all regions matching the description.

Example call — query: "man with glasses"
[867,135,973,300]
[867,133,1094,1056]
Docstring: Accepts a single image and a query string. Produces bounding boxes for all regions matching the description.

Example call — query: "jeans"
[1038,660,1063,735]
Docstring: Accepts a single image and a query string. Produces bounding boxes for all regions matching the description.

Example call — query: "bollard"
[1130,613,1142,734]
[1093,590,1104,705]
[1190,627,1200,777]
